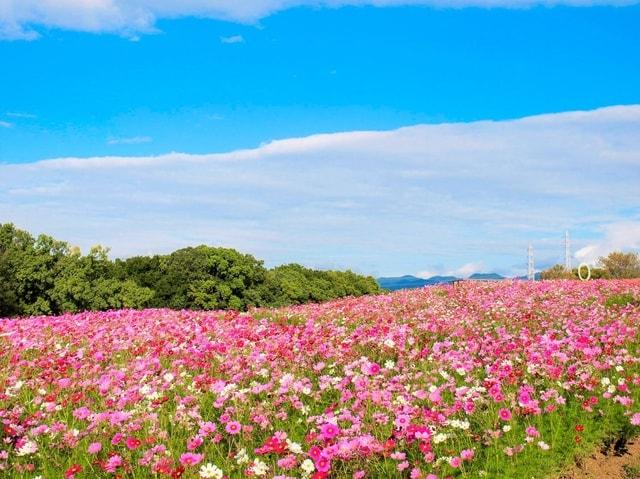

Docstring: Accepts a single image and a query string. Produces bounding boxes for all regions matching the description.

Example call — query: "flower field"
[2,280,640,479]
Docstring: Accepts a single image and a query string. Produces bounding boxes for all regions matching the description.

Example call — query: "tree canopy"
[0,223,381,317]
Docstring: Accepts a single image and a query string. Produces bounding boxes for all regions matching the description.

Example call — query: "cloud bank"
[1,105,639,275]
[576,222,640,265]
[1,0,638,40]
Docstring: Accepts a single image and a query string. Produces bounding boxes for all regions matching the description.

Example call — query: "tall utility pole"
[565,230,571,271]
[527,244,535,281]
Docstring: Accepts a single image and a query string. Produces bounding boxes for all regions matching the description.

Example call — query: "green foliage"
[598,251,640,279]
[541,264,575,280]
[0,223,381,317]
[259,264,380,307]
[0,225,153,317]
[605,293,640,309]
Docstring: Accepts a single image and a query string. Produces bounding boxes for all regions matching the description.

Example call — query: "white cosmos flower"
[301,459,315,473]
[16,440,38,456]
[199,463,224,479]
[251,458,268,476]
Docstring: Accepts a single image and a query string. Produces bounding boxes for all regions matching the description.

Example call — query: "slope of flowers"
[1,280,640,479]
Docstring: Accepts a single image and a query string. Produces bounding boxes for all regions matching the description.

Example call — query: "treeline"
[0,224,381,317]
[541,251,640,280]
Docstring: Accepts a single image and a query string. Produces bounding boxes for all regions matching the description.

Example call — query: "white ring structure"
[577,263,591,281]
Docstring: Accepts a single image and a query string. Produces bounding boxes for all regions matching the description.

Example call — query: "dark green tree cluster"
[257,263,381,307]
[0,223,381,318]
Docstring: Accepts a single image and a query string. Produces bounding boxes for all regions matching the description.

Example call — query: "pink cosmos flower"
[277,455,297,469]
[125,436,141,450]
[499,408,512,421]
[449,457,462,468]
[73,407,91,420]
[315,456,331,473]
[526,426,540,437]
[309,445,323,460]
[198,421,216,436]
[105,455,122,473]
[394,414,411,429]
[187,436,203,450]
[111,433,123,445]
[631,413,640,426]
[361,362,381,376]
[320,422,340,440]
[225,421,241,435]
[460,449,474,461]
[179,453,204,466]
[87,442,102,454]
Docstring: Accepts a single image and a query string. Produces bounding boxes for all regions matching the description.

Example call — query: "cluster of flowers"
[1,280,640,478]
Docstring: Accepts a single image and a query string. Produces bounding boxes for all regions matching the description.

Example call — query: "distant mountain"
[468,272,505,280]
[377,275,459,291]
[378,272,544,290]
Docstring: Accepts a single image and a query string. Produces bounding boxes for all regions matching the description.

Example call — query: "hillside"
[2,280,640,478]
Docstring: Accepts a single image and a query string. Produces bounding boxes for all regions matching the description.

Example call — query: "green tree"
[598,251,640,279]
[260,264,382,307]
[162,246,267,310]
[114,255,169,308]
[0,224,32,316]
[540,264,575,280]
[50,246,153,312]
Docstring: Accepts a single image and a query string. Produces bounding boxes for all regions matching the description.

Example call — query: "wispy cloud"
[107,136,153,145]
[1,105,639,275]
[1,1,638,40]
[0,121,13,128]
[220,35,244,44]
[6,112,36,119]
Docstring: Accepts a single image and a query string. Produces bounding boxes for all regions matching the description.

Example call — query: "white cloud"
[0,120,13,128]
[453,262,486,278]
[575,222,640,265]
[107,135,153,145]
[0,105,639,275]
[6,112,37,119]
[1,0,638,40]
[415,269,441,279]
[417,262,485,278]
[220,34,244,44]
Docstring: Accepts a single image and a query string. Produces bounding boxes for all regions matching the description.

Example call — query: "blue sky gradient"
[2,5,640,162]
[1,2,639,277]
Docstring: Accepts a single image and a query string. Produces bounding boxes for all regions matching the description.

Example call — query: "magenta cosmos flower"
[320,422,340,440]
[315,456,331,473]
[499,408,512,421]
[225,421,242,435]
[179,453,204,466]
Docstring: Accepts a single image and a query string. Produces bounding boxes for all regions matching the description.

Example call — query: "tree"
[540,264,575,280]
[50,246,154,312]
[0,223,31,317]
[260,264,382,307]
[1,223,383,317]
[162,246,267,310]
[598,251,640,279]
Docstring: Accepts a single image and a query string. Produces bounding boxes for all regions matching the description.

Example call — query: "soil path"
[559,440,640,479]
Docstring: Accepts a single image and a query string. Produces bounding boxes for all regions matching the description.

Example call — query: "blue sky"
[1,1,639,277]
